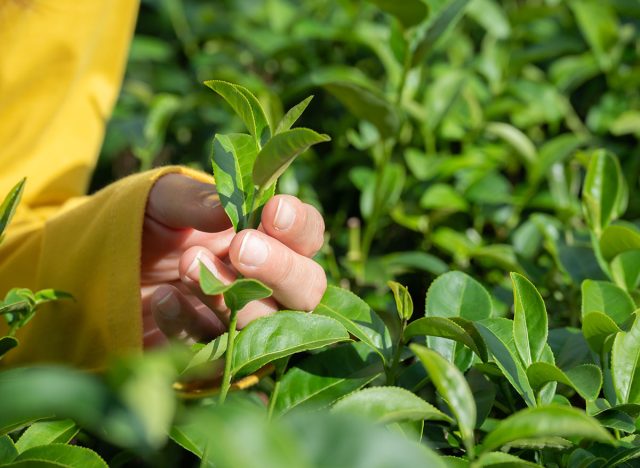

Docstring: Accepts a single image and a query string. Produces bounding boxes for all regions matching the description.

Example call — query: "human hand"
[140,173,327,347]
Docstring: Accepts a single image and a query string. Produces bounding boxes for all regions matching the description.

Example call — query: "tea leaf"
[611,250,640,291]
[403,317,487,362]
[232,311,350,376]
[476,318,537,407]
[425,271,491,365]
[204,80,271,144]
[252,128,330,190]
[11,444,107,468]
[485,122,536,167]
[0,435,17,464]
[200,263,272,312]
[16,419,78,453]
[581,279,635,326]
[275,96,313,134]
[211,133,258,231]
[387,281,413,321]
[274,342,383,416]
[474,452,540,467]
[582,311,622,353]
[182,334,228,375]
[366,0,429,29]
[527,362,602,401]
[569,0,619,71]
[314,286,392,363]
[0,178,26,242]
[332,386,452,424]
[600,224,640,262]
[511,273,548,367]
[582,150,627,235]
[411,345,476,455]
[0,337,18,359]
[612,314,640,404]
[411,0,471,66]
[479,406,614,454]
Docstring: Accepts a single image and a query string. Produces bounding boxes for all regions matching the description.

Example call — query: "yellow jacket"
[0,0,210,368]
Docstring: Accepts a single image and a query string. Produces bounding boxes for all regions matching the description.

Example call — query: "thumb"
[146,173,231,232]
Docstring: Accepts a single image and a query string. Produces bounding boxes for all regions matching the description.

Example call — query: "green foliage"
[3,0,640,465]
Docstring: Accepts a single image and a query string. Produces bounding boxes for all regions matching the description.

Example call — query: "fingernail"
[187,251,219,281]
[274,198,296,231]
[239,232,269,267]
[156,291,180,319]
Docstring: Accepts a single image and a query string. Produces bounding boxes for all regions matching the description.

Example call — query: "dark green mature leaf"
[411,0,471,66]
[275,96,313,134]
[253,128,330,189]
[204,80,271,143]
[11,444,107,468]
[0,435,17,464]
[200,262,272,312]
[612,314,640,404]
[526,362,602,401]
[16,419,78,453]
[582,312,622,353]
[475,318,536,408]
[0,337,18,359]
[582,150,627,235]
[425,271,492,365]
[388,281,413,321]
[531,134,583,184]
[600,224,640,262]
[332,386,452,424]
[211,133,258,231]
[274,342,383,415]
[232,311,350,376]
[0,178,25,241]
[479,406,614,454]
[314,286,392,363]
[581,280,635,326]
[366,0,429,29]
[411,345,476,455]
[404,317,488,362]
[511,273,548,367]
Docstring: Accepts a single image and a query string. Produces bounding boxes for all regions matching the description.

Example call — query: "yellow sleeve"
[0,1,213,368]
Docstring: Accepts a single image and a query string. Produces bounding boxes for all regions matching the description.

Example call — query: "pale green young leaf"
[419,184,468,212]
[581,279,635,326]
[569,0,619,71]
[387,281,413,321]
[612,314,640,404]
[182,334,228,375]
[0,178,26,242]
[365,0,428,29]
[211,133,258,231]
[313,285,392,363]
[275,96,313,134]
[200,263,272,312]
[232,311,350,376]
[0,435,17,464]
[16,419,78,453]
[611,250,640,291]
[476,318,537,407]
[252,128,330,190]
[466,0,511,39]
[274,342,383,416]
[479,406,614,454]
[582,311,622,353]
[331,386,452,424]
[411,345,476,455]
[204,80,271,143]
[531,134,583,184]
[12,444,107,468]
[582,150,627,235]
[485,122,536,167]
[527,362,602,401]
[600,224,640,262]
[474,452,540,468]
[403,317,488,362]
[511,273,548,367]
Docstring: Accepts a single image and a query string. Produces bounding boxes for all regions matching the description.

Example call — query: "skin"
[139,174,327,347]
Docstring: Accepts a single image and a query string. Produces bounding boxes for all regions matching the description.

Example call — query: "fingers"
[147,173,232,232]
[229,230,327,311]
[179,247,279,328]
[144,284,227,347]
[260,195,325,258]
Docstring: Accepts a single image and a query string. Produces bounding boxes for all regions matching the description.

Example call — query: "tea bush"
[2,0,640,467]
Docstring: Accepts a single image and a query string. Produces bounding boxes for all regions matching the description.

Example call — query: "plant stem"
[247,186,265,230]
[267,379,281,420]
[385,320,407,385]
[219,309,239,404]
